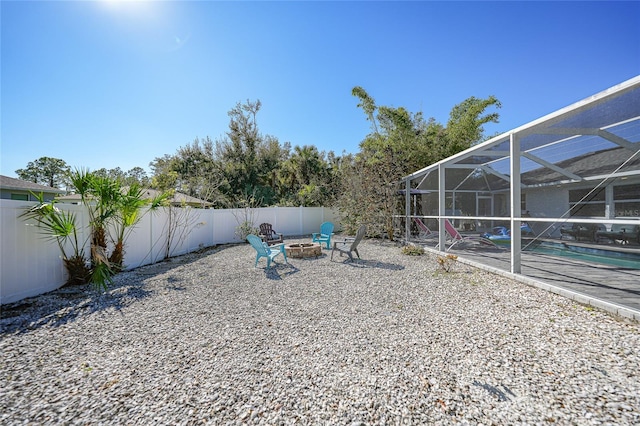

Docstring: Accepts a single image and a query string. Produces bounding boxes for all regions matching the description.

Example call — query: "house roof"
[139,188,213,207]
[57,188,212,207]
[0,175,66,194]
[522,146,640,186]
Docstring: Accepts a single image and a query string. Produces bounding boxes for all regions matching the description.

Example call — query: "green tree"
[345,88,427,238]
[93,167,126,182]
[15,157,71,189]
[174,137,223,202]
[149,154,179,191]
[149,99,339,208]
[343,86,501,239]
[150,138,224,205]
[443,95,502,157]
[278,145,335,207]
[214,99,294,206]
[75,167,149,187]
[260,135,290,202]
[125,167,150,187]
[351,86,379,134]
[215,99,264,204]
[22,170,168,289]
[335,153,368,233]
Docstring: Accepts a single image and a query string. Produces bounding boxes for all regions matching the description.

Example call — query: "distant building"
[139,188,213,208]
[57,188,213,208]
[0,175,65,201]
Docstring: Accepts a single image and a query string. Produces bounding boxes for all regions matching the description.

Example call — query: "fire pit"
[285,242,322,258]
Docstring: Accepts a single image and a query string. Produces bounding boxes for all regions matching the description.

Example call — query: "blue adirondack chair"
[312,221,335,249]
[247,234,287,268]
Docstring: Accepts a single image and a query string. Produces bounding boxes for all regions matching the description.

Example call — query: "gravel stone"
[1,237,639,424]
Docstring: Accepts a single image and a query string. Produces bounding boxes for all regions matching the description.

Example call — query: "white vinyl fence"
[0,200,338,304]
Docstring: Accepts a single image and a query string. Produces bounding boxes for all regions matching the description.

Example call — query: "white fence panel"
[300,207,340,234]
[60,203,92,267]
[1,200,67,303]
[186,208,214,252]
[212,209,241,244]
[118,209,156,270]
[250,206,337,236]
[163,207,214,257]
[1,201,338,304]
[150,208,171,264]
[273,207,303,235]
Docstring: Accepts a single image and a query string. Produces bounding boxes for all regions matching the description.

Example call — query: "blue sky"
[2,1,639,178]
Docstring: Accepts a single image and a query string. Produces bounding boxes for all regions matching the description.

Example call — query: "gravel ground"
[1,236,639,425]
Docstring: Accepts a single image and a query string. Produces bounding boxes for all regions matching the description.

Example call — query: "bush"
[401,245,425,256]
[235,220,259,241]
[436,254,458,272]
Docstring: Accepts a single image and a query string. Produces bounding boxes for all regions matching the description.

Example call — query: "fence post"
[300,206,303,236]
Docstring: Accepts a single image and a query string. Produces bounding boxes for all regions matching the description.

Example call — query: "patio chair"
[247,234,287,268]
[560,223,603,242]
[312,221,334,249]
[331,224,367,262]
[596,224,640,245]
[437,219,497,251]
[413,218,439,239]
[258,222,283,246]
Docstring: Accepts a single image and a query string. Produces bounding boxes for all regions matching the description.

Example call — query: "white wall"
[0,200,337,304]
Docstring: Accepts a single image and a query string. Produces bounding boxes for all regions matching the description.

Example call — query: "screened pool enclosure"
[398,76,640,285]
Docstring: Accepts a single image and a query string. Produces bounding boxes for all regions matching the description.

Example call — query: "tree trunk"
[63,255,91,286]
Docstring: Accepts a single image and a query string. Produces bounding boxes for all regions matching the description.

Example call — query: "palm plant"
[109,185,170,270]
[73,169,173,271]
[21,193,90,285]
[69,169,121,290]
[70,170,116,249]
[24,172,173,290]
[108,184,145,270]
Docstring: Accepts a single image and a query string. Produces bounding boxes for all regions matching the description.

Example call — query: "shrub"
[21,194,91,286]
[401,245,425,256]
[235,220,259,241]
[437,254,458,272]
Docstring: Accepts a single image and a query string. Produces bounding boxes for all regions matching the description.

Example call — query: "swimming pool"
[525,241,640,269]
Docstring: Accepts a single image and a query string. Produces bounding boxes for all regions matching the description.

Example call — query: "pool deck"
[421,239,640,321]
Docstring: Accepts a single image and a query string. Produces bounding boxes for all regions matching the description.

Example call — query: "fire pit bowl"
[285,242,322,258]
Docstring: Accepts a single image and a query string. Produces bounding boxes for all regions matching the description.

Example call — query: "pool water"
[526,242,640,269]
